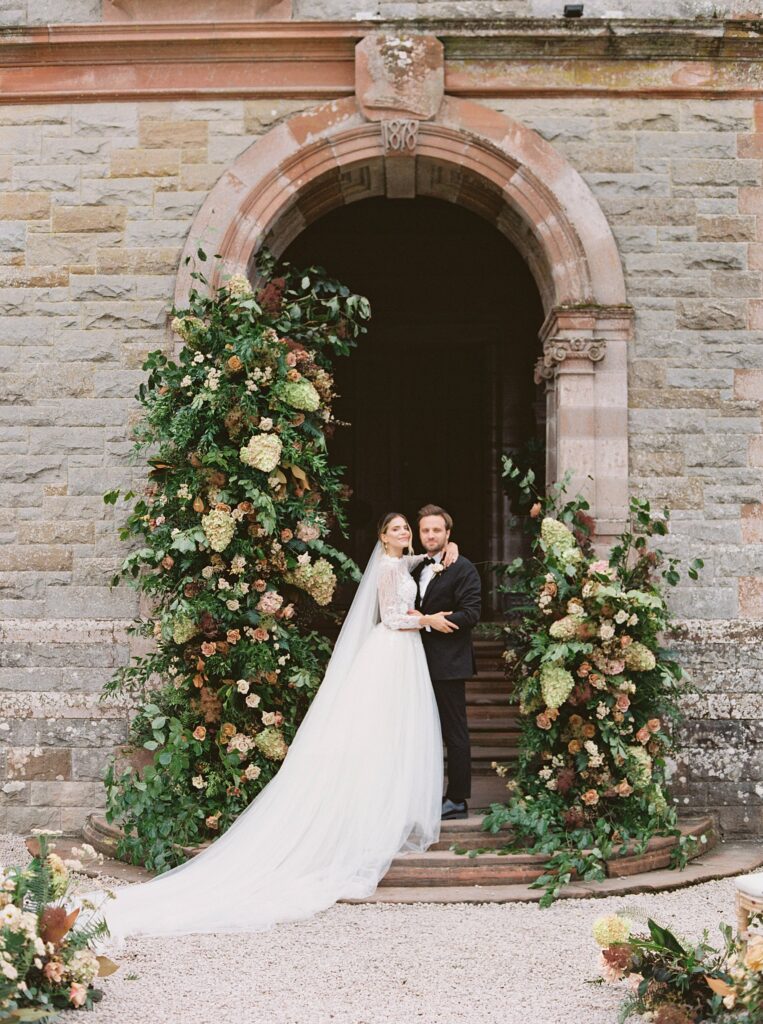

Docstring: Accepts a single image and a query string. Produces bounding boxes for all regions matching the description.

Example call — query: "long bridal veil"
[84,541,443,946]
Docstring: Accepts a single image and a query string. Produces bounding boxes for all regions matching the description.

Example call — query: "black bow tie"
[423,557,436,566]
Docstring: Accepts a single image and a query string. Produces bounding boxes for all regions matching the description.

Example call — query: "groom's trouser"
[432,679,471,803]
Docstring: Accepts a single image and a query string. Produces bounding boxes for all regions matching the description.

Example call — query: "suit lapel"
[421,563,448,611]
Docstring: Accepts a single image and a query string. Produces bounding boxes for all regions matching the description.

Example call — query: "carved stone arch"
[175,94,632,543]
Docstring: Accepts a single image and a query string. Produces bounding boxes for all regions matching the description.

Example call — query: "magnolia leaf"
[285,464,312,490]
[705,975,734,997]
[97,955,120,977]
[39,905,80,947]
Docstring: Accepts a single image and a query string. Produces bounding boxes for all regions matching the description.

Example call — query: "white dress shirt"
[418,550,444,604]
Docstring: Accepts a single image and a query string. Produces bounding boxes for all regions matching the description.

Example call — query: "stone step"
[449,746,518,765]
[377,815,717,888]
[379,850,549,887]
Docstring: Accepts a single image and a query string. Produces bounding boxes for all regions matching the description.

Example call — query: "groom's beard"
[421,541,446,554]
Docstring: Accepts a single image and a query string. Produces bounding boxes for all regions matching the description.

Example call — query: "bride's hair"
[378,512,414,556]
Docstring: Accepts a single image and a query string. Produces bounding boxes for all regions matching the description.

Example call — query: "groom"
[412,504,482,821]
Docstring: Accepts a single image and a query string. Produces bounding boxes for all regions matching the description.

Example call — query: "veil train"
[83,542,443,946]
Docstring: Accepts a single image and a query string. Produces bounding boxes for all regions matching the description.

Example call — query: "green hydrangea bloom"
[282,379,321,412]
[592,914,632,948]
[549,615,578,640]
[624,641,656,672]
[172,614,199,645]
[625,745,653,787]
[255,727,289,761]
[201,508,236,552]
[540,662,575,710]
[541,517,576,551]
[239,432,282,473]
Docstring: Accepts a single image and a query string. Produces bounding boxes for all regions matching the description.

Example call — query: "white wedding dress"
[85,545,443,946]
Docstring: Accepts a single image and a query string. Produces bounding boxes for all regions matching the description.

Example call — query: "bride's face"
[381,516,412,554]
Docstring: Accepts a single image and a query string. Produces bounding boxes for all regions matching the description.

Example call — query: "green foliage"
[484,456,706,905]
[101,250,370,871]
[593,910,763,1023]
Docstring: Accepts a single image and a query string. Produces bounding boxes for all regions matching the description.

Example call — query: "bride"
[85,513,459,945]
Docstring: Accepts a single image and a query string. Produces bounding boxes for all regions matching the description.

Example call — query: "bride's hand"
[442,541,459,567]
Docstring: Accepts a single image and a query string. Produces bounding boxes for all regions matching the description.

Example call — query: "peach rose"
[192,726,206,741]
[568,739,582,754]
[254,579,267,592]
[582,723,597,739]
[615,693,631,712]
[536,712,552,731]
[69,984,88,1008]
[530,502,542,518]
[201,641,216,657]
[44,960,65,983]
[636,726,651,744]
[582,789,600,806]
[253,627,269,642]
[647,718,661,733]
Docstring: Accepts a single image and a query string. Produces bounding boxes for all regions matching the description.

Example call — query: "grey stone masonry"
[0,81,761,835]
[5,0,759,24]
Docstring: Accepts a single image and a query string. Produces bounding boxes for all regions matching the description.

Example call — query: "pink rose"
[636,726,650,744]
[615,693,630,712]
[69,983,88,1008]
[253,628,269,642]
[201,641,216,657]
[536,712,552,731]
[254,579,267,593]
[647,718,661,733]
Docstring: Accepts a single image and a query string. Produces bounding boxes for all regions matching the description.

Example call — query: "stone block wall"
[4,0,759,25]
[0,92,761,835]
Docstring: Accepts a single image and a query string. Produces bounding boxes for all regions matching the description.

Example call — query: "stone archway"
[175,36,633,543]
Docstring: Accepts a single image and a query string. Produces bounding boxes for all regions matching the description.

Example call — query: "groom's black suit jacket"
[412,556,482,681]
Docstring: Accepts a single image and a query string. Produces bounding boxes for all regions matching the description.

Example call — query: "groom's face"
[419,515,450,554]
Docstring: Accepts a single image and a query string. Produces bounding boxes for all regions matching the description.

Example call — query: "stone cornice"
[0,19,762,103]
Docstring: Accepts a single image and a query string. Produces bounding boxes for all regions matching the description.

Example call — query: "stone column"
[535,306,633,549]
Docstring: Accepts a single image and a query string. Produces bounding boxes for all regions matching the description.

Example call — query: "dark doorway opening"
[282,196,544,612]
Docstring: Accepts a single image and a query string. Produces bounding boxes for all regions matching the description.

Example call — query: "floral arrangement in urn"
[592,910,763,1022]
[0,832,115,1021]
[101,248,370,872]
[485,457,705,905]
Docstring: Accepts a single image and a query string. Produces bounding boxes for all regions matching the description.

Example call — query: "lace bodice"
[378,553,426,630]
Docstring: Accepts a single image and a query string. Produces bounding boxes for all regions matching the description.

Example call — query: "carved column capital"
[534,335,607,384]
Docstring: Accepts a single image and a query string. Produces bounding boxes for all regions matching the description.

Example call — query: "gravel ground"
[0,832,745,1024]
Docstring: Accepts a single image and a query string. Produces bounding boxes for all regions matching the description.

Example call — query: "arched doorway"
[282,196,544,590]
[175,94,632,548]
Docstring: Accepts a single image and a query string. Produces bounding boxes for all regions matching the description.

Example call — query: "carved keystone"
[355,33,444,123]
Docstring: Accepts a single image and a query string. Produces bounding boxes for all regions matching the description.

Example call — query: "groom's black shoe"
[441,798,468,820]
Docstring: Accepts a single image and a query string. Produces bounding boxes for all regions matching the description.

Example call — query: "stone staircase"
[461,637,517,809]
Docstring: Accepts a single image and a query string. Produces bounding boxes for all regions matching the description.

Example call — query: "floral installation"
[0,832,116,1021]
[592,910,763,1022]
[481,457,705,905]
[101,248,370,872]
